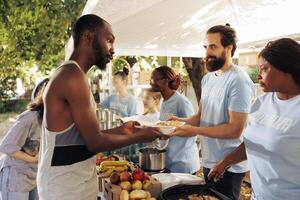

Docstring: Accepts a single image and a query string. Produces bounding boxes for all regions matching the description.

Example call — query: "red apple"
[132,168,145,181]
[143,174,150,181]
[120,171,132,182]
[110,172,120,185]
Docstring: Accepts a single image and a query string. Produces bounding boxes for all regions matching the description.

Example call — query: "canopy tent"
[65,0,300,58]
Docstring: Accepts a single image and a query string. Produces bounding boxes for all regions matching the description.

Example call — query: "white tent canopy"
[65,0,300,58]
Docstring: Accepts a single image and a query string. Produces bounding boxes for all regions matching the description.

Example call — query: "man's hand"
[168,116,183,122]
[171,124,196,137]
[121,121,141,135]
[208,160,229,182]
[137,127,163,143]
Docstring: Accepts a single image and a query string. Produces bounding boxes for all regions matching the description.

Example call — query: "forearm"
[220,143,247,167]
[102,126,124,135]
[191,123,243,139]
[11,151,37,163]
[87,132,144,152]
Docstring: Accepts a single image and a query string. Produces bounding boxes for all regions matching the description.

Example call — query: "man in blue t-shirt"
[171,24,254,200]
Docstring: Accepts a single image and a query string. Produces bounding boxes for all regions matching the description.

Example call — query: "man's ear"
[226,44,233,55]
[81,30,94,46]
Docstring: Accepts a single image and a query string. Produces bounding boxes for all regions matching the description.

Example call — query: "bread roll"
[129,190,148,199]
[120,190,129,200]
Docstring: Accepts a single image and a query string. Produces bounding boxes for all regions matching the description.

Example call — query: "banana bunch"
[97,160,129,177]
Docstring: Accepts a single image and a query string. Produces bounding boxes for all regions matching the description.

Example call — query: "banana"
[101,165,117,170]
[100,160,128,167]
[98,168,114,177]
[113,165,128,172]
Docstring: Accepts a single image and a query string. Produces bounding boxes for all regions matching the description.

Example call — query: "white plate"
[152,121,185,135]
[121,116,185,135]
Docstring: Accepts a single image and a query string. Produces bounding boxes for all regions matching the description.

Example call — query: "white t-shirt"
[200,66,254,173]
[244,92,300,200]
[160,91,200,173]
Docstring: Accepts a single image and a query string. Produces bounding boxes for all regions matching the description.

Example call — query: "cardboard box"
[103,176,162,200]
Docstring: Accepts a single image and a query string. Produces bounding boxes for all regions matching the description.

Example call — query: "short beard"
[205,52,226,72]
[92,37,107,70]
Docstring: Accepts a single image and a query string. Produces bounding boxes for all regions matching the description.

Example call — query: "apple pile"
[109,168,155,200]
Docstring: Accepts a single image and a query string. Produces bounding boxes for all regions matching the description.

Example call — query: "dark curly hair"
[259,38,300,86]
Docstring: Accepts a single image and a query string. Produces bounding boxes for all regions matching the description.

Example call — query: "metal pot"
[139,147,166,171]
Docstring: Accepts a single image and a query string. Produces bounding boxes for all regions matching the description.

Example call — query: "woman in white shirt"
[208,38,300,200]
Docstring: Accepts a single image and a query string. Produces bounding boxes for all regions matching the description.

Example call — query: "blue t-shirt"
[100,94,137,117]
[200,66,254,173]
[160,91,200,173]
[244,93,300,200]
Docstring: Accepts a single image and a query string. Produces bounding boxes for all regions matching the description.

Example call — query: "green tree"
[0,0,86,111]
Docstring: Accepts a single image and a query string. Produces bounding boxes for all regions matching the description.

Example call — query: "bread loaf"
[129,190,148,199]
[120,190,129,200]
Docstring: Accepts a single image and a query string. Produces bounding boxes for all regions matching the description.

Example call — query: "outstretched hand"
[168,116,182,122]
[171,124,195,137]
[121,121,141,135]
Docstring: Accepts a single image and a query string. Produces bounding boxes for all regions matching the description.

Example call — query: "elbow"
[85,140,108,153]
[228,124,244,139]
[85,140,101,153]
[86,144,98,153]
[229,126,244,139]
[0,145,13,156]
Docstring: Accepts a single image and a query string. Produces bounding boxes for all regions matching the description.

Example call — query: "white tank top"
[37,60,98,200]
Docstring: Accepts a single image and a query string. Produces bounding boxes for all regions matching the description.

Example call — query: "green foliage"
[249,67,259,83]
[173,58,189,81]
[0,0,86,112]
[0,99,30,113]
[112,57,131,74]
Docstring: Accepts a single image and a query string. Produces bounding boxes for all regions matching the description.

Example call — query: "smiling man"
[37,14,161,199]
[171,24,254,200]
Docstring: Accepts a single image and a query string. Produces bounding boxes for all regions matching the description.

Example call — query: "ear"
[226,44,233,55]
[81,30,94,46]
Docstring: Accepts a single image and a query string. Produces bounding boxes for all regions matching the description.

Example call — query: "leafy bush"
[0,99,30,113]
[249,67,259,83]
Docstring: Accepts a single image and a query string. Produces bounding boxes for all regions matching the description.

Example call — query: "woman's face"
[150,70,166,92]
[112,75,126,90]
[143,92,157,109]
[258,57,287,92]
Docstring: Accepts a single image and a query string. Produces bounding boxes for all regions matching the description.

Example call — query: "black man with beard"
[37,14,162,199]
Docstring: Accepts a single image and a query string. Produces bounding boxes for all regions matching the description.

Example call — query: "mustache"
[205,56,217,61]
